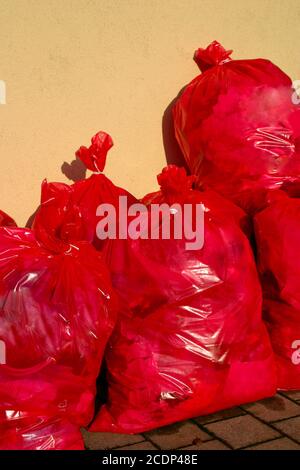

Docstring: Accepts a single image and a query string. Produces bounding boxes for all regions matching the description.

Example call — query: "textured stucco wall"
[0,0,300,225]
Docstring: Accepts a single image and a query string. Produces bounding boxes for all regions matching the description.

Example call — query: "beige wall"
[0,0,300,225]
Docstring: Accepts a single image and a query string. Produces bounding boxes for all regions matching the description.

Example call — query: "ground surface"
[82,392,300,450]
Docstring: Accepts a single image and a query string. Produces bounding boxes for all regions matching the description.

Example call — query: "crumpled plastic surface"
[91,165,276,434]
[173,40,300,214]
[0,412,84,450]
[0,181,117,449]
[255,190,300,390]
[72,131,137,249]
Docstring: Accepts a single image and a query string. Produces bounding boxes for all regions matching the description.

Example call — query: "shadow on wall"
[61,157,87,182]
[162,91,189,172]
[27,91,188,228]
[26,157,87,228]
[56,90,188,189]
[26,207,38,228]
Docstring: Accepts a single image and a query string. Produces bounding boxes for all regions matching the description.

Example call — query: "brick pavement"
[82,392,300,451]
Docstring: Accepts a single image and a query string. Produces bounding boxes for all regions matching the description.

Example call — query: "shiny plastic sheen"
[173,40,300,214]
[91,166,276,434]
[0,182,117,449]
[255,191,300,390]
[73,131,137,249]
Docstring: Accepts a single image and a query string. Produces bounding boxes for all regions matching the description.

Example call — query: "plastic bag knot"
[194,40,233,72]
[76,131,113,172]
[157,165,196,202]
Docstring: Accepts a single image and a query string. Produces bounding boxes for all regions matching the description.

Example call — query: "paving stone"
[273,416,300,442]
[205,415,279,449]
[81,429,144,450]
[144,421,212,450]
[245,437,300,450]
[116,441,158,450]
[195,407,246,425]
[180,440,230,450]
[242,395,300,422]
[281,391,300,401]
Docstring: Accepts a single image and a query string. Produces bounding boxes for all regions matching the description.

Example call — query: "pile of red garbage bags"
[91,166,276,433]
[0,40,300,449]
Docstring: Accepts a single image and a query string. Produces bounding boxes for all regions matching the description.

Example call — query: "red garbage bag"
[0,181,117,449]
[91,165,276,434]
[72,131,137,249]
[0,209,16,227]
[173,40,300,214]
[255,190,300,390]
[0,412,84,450]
